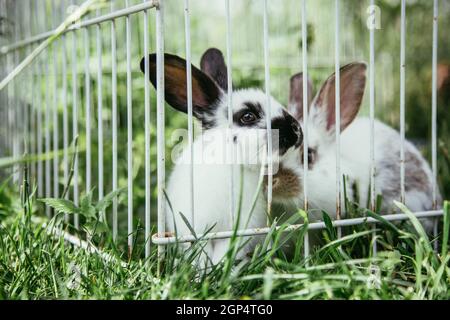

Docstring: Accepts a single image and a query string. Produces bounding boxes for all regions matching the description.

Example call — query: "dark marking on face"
[232,102,264,127]
[271,110,303,155]
[243,102,264,118]
[233,135,237,143]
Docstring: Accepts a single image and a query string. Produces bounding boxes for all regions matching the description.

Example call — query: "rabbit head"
[267,63,367,203]
[140,48,303,168]
[288,62,367,169]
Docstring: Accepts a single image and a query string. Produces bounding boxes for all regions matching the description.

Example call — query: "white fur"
[166,89,299,267]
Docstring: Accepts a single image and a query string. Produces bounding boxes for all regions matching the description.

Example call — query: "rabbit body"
[166,131,267,265]
[166,91,302,266]
[273,62,439,236]
[292,117,438,231]
[140,49,303,268]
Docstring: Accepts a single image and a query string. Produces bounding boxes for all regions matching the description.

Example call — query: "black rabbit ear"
[289,72,313,121]
[200,48,229,91]
[312,62,366,133]
[140,53,221,119]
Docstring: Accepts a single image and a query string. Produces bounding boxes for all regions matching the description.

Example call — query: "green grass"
[0,168,448,300]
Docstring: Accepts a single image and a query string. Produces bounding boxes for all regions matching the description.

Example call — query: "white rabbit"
[270,62,440,235]
[140,48,303,267]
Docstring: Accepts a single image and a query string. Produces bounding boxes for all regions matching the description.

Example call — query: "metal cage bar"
[96,8,104,221]
[184,0,195,229]
[156,0,166,259]
[301,0,310,258]
[400,0,406,204]
[4,47,11,177]
[26,1,34,180]
[263,0,273,218]
[125,0,134,256]
[152,210,443,245]
[84,26,92,197]
[334,0,342,239]
[6,50,13,178]
[44,8,52,217]
[71,0,80,229]
[143,1,152,259]
[111,0,119,241]
[225,0,236,228]
[62,7,69,206]
[52,0,60,200]
[0,1,159,56]
[369,0,377,256]
[35,0,44,198]
[431,0,439,250]
[28,0,36,183]
[12,2,20,185]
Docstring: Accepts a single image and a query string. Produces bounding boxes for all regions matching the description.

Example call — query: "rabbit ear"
[289,72,313,121]
[200,48,229,91]
[312,62,366,133]
[140,53,221,119]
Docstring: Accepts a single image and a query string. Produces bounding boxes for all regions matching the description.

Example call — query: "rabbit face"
[218,89,302,163]
[140,48,303,167]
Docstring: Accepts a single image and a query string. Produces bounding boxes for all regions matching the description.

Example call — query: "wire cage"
[0,0,446,262]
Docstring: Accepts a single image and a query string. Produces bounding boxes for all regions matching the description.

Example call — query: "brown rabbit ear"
[200,48,229,91]
[140,53,221,121]
[312,62,367,133]
[289,72,313,121]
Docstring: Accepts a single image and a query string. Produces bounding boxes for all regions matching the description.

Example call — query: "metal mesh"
[0,0,444,261]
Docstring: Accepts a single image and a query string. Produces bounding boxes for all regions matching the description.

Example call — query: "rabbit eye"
[307,148,317,165]
[240,111,257,125]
